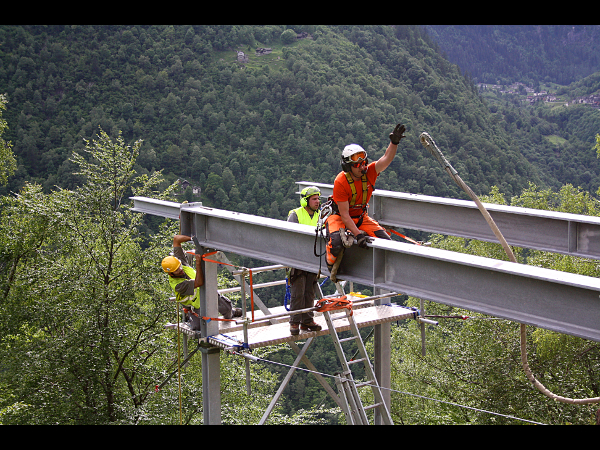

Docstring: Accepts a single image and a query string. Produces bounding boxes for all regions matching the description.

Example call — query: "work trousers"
[325,213,390,267]
[288,269,318,324]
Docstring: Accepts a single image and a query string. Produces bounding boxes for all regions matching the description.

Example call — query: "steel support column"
[198,241,221,425]
[373,287,392,425]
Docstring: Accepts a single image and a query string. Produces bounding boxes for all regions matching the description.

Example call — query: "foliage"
[0,130,175,423]
[0,93,16,185]
[1,24,600,424]
[0,24,546,210]
[426,25,600,85]
[390,183,600,425]
[0,129,337,424]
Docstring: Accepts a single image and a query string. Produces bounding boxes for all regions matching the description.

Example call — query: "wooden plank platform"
[208,302,416,350]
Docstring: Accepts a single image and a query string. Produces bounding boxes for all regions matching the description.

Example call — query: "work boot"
[232,308,243,318]
[290,323,300,336]
[301,321,322,332]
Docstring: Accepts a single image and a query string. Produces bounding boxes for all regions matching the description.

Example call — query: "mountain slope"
[425,25,600,85]
[0,25,544,214]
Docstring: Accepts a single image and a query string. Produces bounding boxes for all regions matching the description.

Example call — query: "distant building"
[177,179,200,197]
[256,48,272,56]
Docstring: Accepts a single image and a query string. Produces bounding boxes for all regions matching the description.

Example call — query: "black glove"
[356,231,373,249]
[389,123,406,145]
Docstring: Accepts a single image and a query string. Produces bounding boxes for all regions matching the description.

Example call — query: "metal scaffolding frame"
[131,191,600,424]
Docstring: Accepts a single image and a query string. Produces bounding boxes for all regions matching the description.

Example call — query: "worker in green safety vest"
[286,186,323,336]
[162,234,241,331]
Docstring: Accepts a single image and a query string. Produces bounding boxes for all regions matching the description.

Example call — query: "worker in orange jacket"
[325,123,406,279]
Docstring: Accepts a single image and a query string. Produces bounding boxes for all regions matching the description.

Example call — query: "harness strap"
[182,307,236,323]
[185,249,255,322]
[344,172,369,208]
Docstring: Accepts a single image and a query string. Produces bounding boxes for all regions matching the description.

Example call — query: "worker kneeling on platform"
[287,186,323,336]
[162,234,242,331]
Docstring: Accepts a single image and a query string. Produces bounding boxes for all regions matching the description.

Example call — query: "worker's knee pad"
[373,229,392,240]
[328,231,344,256]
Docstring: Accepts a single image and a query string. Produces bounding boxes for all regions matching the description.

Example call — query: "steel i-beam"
[131,197,600,342]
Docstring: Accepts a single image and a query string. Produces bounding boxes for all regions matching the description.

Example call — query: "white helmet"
[341,144,368,172]
[342,144,367,162]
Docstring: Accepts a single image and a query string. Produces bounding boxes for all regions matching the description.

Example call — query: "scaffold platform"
[207,299,416,351]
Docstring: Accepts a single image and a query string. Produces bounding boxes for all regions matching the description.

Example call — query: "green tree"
[0,128,329,424]
[596,133,600,174]
[281,29,297,45]
[0,129,178,424]
[0,94,16,186]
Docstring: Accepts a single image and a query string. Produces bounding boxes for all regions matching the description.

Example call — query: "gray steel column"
[373,287,392,425]
[200,346,221,425]
[185,209,222,425]
[199,250,221,425]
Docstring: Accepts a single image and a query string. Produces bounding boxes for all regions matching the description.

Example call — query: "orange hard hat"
[161,256,182,273]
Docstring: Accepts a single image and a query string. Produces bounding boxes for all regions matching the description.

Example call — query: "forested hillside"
[425,25,600,85]
[1,25,600,425]
[1,24,546,215]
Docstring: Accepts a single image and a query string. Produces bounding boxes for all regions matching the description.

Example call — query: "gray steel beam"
[131,197,600,342]
[131,197,182,219]
[295,182,600,260]
[342,239,600,342]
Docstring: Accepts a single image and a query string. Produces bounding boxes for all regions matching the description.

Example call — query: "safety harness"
[344,172,369,214]
[313,173,373,279]
[319,172,371,224]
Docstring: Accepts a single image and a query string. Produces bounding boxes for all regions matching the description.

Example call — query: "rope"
[315,295,353,316]
[284,278,291,311]
[420,131,600,406]
[520,325,600,405]
[155,343,202,392]
[388,228,422,245]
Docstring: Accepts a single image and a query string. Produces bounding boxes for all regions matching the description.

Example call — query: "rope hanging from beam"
[420,131,600,406]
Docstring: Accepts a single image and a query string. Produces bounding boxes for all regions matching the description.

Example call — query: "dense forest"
[3,25,600,207]
[426,25,600,85]
[1,25,600,424]
[0,25,542,205]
